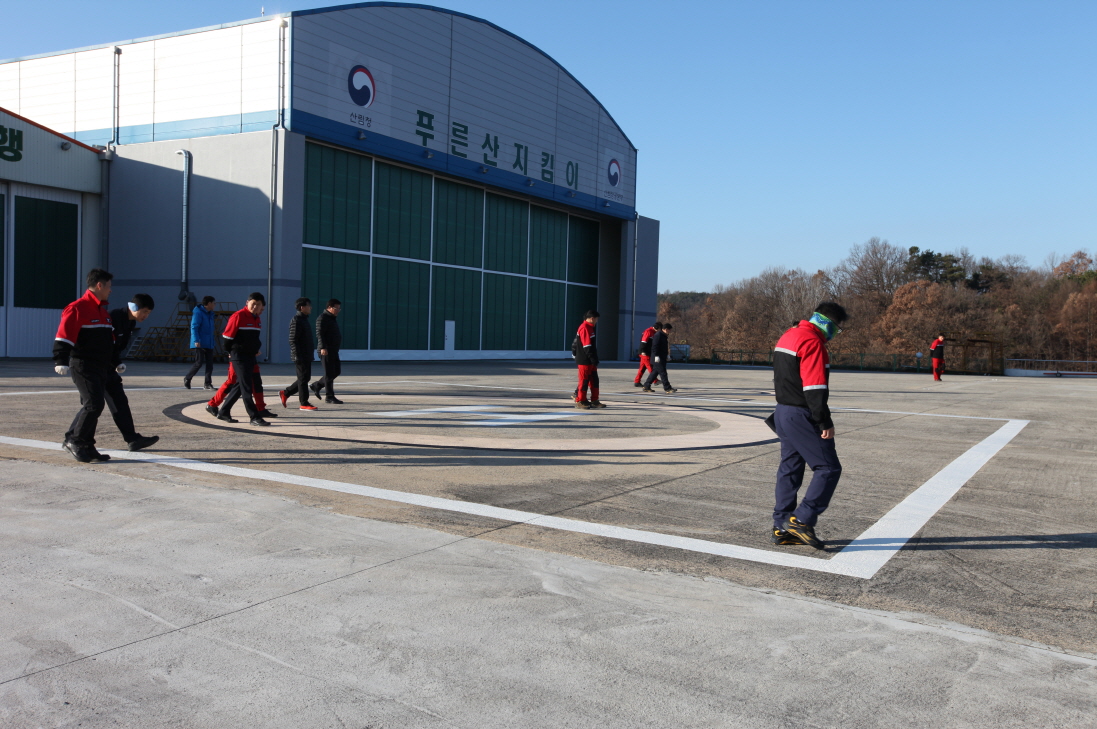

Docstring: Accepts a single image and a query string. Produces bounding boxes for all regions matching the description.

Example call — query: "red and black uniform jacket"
[773,320,833,429]
[222,308,262,359]
[575,321,599,366]
[639,326,656,357]
[53,290,115,367]
[930,339,944,360]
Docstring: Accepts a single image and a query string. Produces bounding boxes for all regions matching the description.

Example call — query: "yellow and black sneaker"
[782,516,825,550]
[771,528,801,546]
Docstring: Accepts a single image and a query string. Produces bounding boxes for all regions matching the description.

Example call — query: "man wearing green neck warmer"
[769,301,849,549]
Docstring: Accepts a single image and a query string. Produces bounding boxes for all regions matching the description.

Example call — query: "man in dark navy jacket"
[106,294,159,453]
[769,301,848,549]
[281,297,318,410]
[642,323,677,393]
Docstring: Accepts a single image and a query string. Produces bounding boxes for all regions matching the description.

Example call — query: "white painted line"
[0,386,189,397]
[0,420,1028,579]
[833,419,1029,578]
[375,405,505,417]
[833,407,1011,421]
[470,413,579,426]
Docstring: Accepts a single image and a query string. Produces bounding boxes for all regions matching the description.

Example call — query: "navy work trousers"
[773,404,842,527]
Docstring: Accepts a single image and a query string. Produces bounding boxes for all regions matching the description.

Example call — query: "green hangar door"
[299,142,599,357]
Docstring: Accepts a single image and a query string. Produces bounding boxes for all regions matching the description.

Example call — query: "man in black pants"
[218,293,269,426]
[53,269,151,462]
[643,323,678,394]
[105,294,159,452]
[311,298,343,404]
[184,295,217,390]
[280,297,318,411]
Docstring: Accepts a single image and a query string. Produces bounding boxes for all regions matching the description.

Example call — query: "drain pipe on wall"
[264,17,288,362]
[99,45,121,271]
[630,212,639,359]
[174,149,194,308]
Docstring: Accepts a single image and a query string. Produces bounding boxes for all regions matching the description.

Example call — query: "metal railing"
[711,349,931,373]
[1005,359,1097,374]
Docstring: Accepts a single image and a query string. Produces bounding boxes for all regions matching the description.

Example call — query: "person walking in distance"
[103,294,160,452]
[574,310,605,409]
[52,269,118,462]
[280,297,318,411]
[930,334,945,381]
[769,302,848,550]
[642,323,677,393]
[310,299,344,404]
[634,321,662,388]
[217,293,270,426]
[184,296,217,390]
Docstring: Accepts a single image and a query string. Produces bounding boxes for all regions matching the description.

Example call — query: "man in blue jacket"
[184,296,217,390]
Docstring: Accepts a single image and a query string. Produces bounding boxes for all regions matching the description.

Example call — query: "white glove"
[654,357,661,363]
[116,363,127,374]
[55,365,70,376]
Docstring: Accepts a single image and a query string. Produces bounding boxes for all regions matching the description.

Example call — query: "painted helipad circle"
[180,395,775,451]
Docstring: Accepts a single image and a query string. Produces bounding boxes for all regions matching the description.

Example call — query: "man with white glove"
[53,269,118,462]
[105,294,159,452]
[642,323,678,394]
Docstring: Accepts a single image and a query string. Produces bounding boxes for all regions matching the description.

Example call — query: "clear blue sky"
[8,1,1097,292]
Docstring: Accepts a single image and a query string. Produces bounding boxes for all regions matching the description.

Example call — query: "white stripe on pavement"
[0,419,1028,579]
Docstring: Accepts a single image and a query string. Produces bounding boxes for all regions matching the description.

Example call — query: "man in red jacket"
[574,310,605,409]
[633,321,661,387]
[930,334,945,381]
[53,269,118,462]
[769,302,848,550]
[216,293,271,426]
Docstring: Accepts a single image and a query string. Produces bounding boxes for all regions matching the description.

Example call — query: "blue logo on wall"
[348,65,376,108]
[607,159,622,187]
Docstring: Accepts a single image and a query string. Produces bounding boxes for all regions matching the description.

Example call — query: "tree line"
[658,239,1097,362]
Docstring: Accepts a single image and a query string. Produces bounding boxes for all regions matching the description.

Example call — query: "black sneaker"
[250,418,270,427]
[205,405,219,418]
[88,449,111,463]
[633,382,643,387]
[62,440,92,463]
[310,382,323,397]
[771,528,802,546]
[325,397,344,405]
[128,435,159,452]
[204,383,215,390]
[183,378,192,390]
[783,516,825,550]
[216,413,239,424]
[257,409,278,419]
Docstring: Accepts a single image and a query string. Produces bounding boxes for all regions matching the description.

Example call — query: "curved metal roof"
[291,2,636,151]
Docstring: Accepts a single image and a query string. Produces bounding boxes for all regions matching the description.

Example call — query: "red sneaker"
[299,404,318,411]
[279,390,288,408]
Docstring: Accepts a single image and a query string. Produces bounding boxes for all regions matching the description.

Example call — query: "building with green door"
[1,3,659,362]
[0,107,106,357]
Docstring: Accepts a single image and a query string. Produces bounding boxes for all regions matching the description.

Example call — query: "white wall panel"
[241,20,281,116]
[118,41,155,141]
[0,64,19,112]
[154,30,242,123]
[16,55,76,134]
[74,48,115,135]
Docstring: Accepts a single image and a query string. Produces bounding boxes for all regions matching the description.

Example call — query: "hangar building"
[0,2,659,362]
